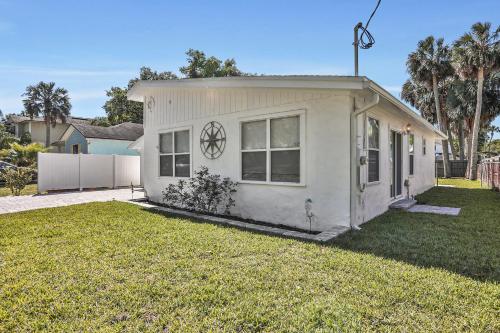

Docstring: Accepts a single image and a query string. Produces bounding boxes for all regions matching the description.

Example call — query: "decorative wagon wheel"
[200,121,226,159]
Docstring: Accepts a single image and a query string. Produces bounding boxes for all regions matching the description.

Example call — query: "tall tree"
[452,22,500,179]
[179,49,242,78]
[486,124,500,152]
[104,67,178,125]
[22,82,71,148]
[406,36,454,176]
[447,75,500,168]
[104,50,245,125]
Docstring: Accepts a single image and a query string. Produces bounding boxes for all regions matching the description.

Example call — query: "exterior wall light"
[405,123,412,134]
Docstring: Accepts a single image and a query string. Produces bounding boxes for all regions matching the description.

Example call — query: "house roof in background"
[8,115,91,125]
[72,122,143,141]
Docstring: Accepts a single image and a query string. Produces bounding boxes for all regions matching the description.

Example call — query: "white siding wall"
[143,88,352,231]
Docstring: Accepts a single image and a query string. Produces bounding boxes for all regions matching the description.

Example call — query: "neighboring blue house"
[53,122,143,156]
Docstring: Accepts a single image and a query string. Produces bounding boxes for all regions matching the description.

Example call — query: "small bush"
[162,166,238,215]
[1,142,47,167]
[0,167,33,196]
[19,132,32,145]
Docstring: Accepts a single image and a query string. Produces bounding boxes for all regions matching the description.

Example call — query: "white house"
[128,76,446,232]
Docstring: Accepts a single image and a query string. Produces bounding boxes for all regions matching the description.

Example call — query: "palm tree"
[486,125,500,151]
[401,79,438,123]
[407,36,454,177]
[452,22,500,179]
[447,76,500,167]
[22,82,71,148]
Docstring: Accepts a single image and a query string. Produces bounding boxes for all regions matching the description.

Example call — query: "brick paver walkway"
[0,189,144,215]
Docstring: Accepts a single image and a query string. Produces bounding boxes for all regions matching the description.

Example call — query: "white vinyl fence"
[38,153,140,192]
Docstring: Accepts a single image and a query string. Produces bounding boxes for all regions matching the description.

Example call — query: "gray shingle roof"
[73,122,143,141]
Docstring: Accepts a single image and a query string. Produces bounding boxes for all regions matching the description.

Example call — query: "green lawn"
[436,177,482,188]
[0,183,38,197]
[0,179,499,332]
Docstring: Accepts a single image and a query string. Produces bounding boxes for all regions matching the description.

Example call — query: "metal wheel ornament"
[146,96,155,112]
[200,121,226,159]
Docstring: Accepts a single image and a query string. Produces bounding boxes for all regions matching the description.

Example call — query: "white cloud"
[0,66,135,77]
[0,89,107,114]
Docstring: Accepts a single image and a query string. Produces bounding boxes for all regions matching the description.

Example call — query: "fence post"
[480,162,483,188]
[79,153,82,191]
[37,152,41,194]
[112,154,116,189]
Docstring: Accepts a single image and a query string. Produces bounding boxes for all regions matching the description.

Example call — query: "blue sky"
[0,0,499,136]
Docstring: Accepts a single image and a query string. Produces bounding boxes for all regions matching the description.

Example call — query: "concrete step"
[389,198,417,210]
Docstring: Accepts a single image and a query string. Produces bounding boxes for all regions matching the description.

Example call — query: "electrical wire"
[358,0,381,49]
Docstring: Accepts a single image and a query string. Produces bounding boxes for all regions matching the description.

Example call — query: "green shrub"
[19,132,32,145]
[0,167,33,196]
[1,142,47,167]
[162,166,238,215]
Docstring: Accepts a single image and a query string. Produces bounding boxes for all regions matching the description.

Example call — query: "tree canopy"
[103,50,246,125]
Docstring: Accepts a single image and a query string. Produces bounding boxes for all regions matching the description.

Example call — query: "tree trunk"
[447,122,457,161]
[432,75,450,178]
[466,131,472,177]
[458,121,465,161]
[45,121,51,148]
[468,68,484,180]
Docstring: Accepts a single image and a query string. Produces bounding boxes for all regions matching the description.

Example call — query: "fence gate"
[38,153,140,192]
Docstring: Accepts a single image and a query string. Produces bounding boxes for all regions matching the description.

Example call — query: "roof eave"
[127,76,370,101]
[367,81,447,140]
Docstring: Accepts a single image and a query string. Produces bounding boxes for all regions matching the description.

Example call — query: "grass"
[336,178,499,282]
[0,183,38,197]
[0,179,499,332]
[436,177,482,188]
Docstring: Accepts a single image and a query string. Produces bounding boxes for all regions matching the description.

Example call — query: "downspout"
[350,93,380,230]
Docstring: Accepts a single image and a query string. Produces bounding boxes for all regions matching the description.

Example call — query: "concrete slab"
[0,189,143,215]
[389,199,417,210]
[407,204,461,216]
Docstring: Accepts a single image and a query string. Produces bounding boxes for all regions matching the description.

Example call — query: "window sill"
[239,180,306,187]
[366,181,381,187]
[157,176,190,179]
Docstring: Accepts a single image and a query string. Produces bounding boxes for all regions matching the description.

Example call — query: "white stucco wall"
[142,88,352,231]
[141,87,439,231]
[355,103,437,225]
[28,121,69,150]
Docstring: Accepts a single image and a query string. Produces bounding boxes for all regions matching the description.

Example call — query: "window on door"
[409,134,415,175]
[367,117,380,183]
[241,113,302,184]
[72,144,80,154]
[159,129,191,177]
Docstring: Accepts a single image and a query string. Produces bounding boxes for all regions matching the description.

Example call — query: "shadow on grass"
[332,186,500,282]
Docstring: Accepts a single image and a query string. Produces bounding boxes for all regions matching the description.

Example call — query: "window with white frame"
[241,114,302,183]
[159,129,191,177]
[409,134,415,175]
[422,137,427,155]
[367,117,380,182]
